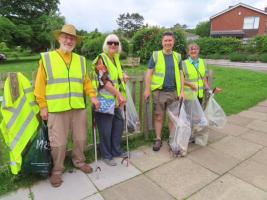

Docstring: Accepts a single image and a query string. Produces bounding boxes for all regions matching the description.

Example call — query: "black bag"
[22,121,52,177]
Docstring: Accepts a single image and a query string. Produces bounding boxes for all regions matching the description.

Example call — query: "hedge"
[131,27,187,63]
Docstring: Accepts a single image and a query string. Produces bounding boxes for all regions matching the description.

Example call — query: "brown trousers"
[48,109,88,175]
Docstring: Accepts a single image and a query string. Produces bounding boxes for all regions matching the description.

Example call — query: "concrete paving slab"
[0,188,30,200]
[238,110,267,121]
[241,130,267,146]
[188,142,202,152]
[189,174,267,200]
[212,123,249,136]
[230,159,267,192]
[251,148,267,166]
[227,114,253,126]
[208,128,227,144]
[130,142,174,172]
[83,193,104,200]
[258,100,267,107]
[188,147,240,175]
[146,158,218,199]
[210,136,262,160]
[87,158,141,191]
[31,170,97,200]
[101,175,175,200]
[249,106,267,113]
[246,120,267,133]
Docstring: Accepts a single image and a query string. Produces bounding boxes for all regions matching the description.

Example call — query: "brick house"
[210,3,267,38]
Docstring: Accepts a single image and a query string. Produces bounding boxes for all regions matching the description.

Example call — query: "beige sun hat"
[53,24,83,44]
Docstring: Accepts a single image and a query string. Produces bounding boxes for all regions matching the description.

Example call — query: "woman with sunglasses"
[91,34,128,166]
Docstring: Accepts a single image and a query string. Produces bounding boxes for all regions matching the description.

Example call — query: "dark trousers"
[94,108,124,159]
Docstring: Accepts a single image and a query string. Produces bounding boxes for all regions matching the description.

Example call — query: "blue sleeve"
[148,55,155,69]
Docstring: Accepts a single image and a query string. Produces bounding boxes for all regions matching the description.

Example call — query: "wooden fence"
[0,72,155,138]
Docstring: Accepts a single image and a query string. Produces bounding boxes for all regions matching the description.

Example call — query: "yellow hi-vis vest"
[92,53,126,102]
[0,72,39,174]
[151,50,182,96]
[41,51,86,112]
[183,58,206,98]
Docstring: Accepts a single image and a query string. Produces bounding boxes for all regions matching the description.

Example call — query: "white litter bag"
[204,94,227,128]
[124,84,140,133]
[167,101,191,155]
[184,98,208,132]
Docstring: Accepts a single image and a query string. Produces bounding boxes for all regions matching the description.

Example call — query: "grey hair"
[187,43,200,52]
[103,34,122,54]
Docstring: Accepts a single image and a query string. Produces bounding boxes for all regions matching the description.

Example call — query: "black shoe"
[153,139,162,151]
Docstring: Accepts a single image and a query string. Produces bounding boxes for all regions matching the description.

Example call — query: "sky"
[59,0,266,32]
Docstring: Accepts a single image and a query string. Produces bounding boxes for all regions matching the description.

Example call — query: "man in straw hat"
[34,24,100,187]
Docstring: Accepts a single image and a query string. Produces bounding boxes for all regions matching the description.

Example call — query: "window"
[243,16,260,29]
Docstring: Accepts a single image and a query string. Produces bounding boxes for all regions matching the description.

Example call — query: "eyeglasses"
[107,41,119,46]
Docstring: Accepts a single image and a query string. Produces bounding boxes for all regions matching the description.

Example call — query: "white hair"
[103,34,122,54]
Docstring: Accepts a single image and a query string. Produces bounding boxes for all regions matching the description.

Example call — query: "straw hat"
[53,24,83,44]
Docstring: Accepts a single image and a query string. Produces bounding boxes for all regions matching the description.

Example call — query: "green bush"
[259,54,267,62]
[81,35,105,59]
[0,42,9,52]
[229,52,247,62]
[247,54,258,62]
[196,37,241,55]
[132,27,186,63]
[254,36,267,53]
[120,37,129,55]
[204,54,228,59]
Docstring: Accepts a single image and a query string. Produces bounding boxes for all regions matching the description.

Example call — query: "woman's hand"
[190,83,197,91]
[116,92,126,106]
[123,73,130,83]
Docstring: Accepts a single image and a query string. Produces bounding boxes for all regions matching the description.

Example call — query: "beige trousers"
[48,109,88,175]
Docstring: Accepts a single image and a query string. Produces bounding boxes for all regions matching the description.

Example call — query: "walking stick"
[92,109,101,178]
[121,105,130,167]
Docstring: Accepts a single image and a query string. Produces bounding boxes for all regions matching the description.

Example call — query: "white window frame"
[243,16,260,29]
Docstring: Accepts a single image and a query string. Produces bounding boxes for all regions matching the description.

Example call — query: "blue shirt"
[189,56,199,69]
[148,52,182,91]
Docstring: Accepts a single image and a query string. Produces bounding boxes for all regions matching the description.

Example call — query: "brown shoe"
[78,164,93,173]
[50,174,63,187]
[153,139,162,151]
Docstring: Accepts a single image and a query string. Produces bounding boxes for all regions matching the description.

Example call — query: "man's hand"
[144,89,151,101]
[40,107,48,120]
[91,97,100,110]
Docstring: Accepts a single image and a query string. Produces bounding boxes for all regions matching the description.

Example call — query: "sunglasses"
[107,41,119,46]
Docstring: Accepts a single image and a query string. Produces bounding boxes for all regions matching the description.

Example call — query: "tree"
[172,23,187,29]
[0,0,59,24]
[0,17,16,44]
[195,21,210,37]
[116,13,144,38]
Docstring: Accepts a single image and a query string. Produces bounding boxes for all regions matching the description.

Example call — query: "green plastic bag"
[22,121,52,177]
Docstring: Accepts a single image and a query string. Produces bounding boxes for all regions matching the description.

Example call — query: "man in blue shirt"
[144,31,184,151]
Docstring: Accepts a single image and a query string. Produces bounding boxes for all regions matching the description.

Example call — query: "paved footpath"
[207,59,267,73]
[1,100,267,200]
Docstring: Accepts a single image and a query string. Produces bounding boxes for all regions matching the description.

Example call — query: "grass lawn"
[0,60,267,196]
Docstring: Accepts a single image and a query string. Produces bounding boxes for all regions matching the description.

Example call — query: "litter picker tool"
[92,109,101,178]
[121,105,130,167]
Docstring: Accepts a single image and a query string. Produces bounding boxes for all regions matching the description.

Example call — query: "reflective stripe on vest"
[151,50,182,96]
[183,58,206,98]
[0,72,39,174]
[41,51,86,112]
